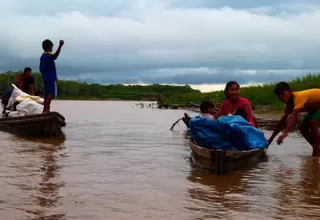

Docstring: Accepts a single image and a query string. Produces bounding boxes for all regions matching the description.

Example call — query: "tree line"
[0,71,200,100]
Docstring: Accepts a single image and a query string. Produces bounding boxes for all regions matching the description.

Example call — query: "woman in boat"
[214,81,257,127]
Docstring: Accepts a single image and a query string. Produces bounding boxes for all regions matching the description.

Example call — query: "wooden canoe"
[189,139,267,175]
[0,111,66,138]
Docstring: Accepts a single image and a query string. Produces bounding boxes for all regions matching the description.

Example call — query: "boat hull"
[0,111,66,138]
[189,139,267,175]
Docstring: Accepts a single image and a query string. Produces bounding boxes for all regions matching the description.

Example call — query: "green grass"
[0,71,199,101]
[163,73,320,111]
[2,70,319,110]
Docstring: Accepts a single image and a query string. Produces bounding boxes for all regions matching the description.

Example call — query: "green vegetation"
[162,73,320,111]
[0,71,199,101]
[2,70,319,110]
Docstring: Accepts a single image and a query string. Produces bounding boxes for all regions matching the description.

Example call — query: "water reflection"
[10,132,66,146]
[10,136,67,220]
[186,166,250,218]
[182,130,189,140]
[33,143,66,220]
[270,156,320,219]
[297,157,320,219]
[2,101,320,220]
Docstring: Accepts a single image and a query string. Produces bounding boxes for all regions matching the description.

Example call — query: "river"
[0,101,319,220]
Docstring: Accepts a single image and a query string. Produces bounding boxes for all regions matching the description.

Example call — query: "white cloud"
[0,0,320,84]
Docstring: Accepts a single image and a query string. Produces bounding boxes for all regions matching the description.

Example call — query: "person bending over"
[268,82,320,157]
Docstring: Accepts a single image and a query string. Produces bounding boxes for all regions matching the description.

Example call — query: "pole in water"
[170,118,183,131]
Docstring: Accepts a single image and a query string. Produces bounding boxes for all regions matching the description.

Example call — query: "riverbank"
[160,73,320,111]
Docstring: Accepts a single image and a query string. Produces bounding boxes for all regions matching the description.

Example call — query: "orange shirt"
[283,89,320,115]
[292,89,320,111]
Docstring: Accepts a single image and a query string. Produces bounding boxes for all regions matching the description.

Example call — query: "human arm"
[243,101,255,125]
[39,56,45,73]
[17,74,23,89]
[29,77,35,95]
[214,107,223,119]
[276,94,307,144]
[234,98,255,126]
[52,40,64,60]
[277,95,317,144]
[214,101,227,119]
[268,105,290,145]
[277,109,300,144]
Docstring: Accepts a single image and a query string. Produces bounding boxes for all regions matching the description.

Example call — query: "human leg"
[43,80,57,113]
[43,94,53,113]
[301,111,320,156]
[311,111,320,156]
[299,122,313,146]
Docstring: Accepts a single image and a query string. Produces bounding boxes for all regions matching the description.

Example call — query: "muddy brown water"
[0,101,319,220]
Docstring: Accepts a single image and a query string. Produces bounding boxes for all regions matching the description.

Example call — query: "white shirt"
[201,113,214,120]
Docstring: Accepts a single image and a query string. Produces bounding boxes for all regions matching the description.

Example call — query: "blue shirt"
[39,52,57,81]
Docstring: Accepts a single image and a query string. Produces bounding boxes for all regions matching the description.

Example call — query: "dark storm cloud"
[1,0,320,86]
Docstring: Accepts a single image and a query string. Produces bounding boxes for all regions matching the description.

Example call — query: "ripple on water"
[0,101,320,220]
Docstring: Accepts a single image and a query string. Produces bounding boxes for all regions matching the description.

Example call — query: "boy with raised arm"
[39,39,64,113]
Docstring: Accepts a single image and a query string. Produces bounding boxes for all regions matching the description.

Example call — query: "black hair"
[23,67,32,73]
[224,81,240,98]
[273,81,291,97]
[200,100,214,113]
[42,39,54,51]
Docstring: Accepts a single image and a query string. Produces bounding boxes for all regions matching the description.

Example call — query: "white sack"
[7,84,44,109]
[16,99,43,116]
[7,111,27,117]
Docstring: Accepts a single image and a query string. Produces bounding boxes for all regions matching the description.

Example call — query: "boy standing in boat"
[39,39,64,113]
[268,82,320,156]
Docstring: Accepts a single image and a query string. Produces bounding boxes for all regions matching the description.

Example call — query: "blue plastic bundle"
[188,115,268,151]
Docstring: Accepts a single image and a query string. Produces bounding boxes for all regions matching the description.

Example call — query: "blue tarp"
[188,115,268,151]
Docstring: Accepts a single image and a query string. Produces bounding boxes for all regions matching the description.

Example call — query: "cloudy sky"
[1,0,320,91]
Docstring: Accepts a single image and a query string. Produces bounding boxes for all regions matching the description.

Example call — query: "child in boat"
[214,81,257,127]
[181,100,215,127]
[268,82,320,157]
[39,39,64,113]
[200,100,215,120]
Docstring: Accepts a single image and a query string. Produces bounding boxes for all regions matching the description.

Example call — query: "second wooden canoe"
[0,111,66,138]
